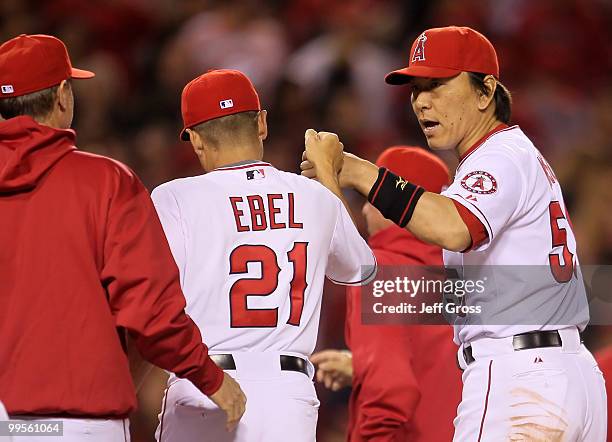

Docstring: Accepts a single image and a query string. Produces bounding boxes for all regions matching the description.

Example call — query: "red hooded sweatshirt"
[0,116,222,417]
[345,225,462,442]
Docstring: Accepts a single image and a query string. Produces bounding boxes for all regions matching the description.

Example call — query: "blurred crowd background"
[2,0,611,440]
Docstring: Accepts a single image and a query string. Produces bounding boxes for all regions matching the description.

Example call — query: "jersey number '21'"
[229,243,308,327]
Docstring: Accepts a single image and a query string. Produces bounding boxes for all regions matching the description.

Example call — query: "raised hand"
[302,150,376,193]
[303,129,344,181]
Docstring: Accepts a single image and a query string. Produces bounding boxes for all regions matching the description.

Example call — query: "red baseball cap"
[180,69,261,141]
[0,34,94,98]
[376,146,449,193]
[385,26,499,85]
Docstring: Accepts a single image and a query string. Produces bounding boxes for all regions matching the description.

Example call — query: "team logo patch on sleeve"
[460,171,497,194]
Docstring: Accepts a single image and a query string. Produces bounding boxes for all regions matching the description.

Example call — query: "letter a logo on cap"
[1,85,14,94]
[412,33,427,63]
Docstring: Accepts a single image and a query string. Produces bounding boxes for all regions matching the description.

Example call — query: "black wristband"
[367,167,425,227]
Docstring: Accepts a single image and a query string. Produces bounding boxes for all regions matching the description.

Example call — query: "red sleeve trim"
[452,200,488,252]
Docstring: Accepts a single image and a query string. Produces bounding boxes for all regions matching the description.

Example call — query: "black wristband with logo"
[367,167,425,228]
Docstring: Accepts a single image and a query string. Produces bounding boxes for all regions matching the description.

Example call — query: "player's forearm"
[363,167,470,251]
[341,155,379,197]
[408,193,471,251]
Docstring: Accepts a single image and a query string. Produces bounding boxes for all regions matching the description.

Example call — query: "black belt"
[210,354,309,376]
[462,330,563,366]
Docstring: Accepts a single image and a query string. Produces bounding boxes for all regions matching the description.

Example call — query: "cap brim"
[180,128,189,141]
[71,67,95,79]
[385,66,461,85]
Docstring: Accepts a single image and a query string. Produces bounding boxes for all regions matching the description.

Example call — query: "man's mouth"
[421,119,440,135]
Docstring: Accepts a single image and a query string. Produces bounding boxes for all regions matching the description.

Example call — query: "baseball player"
[302,26,607,441]
[0,34,244,441]
[311,146,462,441]
[151,69,376,442]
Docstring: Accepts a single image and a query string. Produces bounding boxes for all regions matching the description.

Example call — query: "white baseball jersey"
[442,125,589,344]
[151,161,376,357]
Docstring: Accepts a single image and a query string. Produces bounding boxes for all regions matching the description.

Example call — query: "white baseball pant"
[156,352,319,442]
[454,327,607,441]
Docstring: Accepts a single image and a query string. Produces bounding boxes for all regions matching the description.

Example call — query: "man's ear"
[257,110,268,142]
[189,129,204,156]
[478,75,497,111]
[56,79,71,112]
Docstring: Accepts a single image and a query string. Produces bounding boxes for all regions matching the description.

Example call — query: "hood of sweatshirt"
[0,116,76,193]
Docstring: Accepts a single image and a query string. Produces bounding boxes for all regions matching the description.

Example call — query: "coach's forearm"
[408,193,471,252]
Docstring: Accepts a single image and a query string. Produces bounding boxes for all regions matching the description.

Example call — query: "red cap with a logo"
[0,34,95,97]
[385,26,499,85]
[180,69,261,141]
[376,146,449,193]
